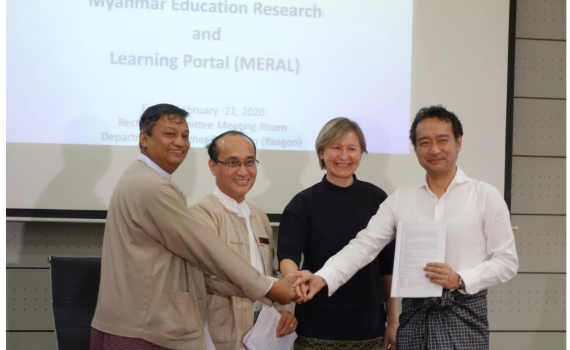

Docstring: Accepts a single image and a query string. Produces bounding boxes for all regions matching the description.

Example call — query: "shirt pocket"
[207,304,235,344]
[257,242,276,275]
[145,291,201,341]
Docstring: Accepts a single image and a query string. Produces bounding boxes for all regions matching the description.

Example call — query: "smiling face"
[139,115,190,174]
[208,134,257,203]
[414,117,462,178]
[319,130,362,187]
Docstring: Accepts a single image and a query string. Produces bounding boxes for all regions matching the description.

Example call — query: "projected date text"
[225,107,265,117]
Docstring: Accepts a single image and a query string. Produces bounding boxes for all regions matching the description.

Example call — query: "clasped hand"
[283,270,326,304]
[267,271,322,305]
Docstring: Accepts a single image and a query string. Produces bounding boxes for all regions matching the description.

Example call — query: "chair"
[48,256,101,350]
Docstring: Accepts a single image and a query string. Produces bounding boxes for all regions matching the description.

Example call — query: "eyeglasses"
[215,159,260,168]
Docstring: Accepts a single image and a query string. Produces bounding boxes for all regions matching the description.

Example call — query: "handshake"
[266,271,327,305]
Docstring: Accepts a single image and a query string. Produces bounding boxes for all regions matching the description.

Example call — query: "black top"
[278,175,395,341]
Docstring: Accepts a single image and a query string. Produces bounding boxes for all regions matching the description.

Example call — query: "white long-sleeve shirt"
[316,167,519,296]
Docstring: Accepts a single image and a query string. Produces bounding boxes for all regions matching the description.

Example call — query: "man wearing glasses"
[189,131,298,350]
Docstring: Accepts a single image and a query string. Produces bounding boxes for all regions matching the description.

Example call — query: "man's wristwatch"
[458,276,466,291]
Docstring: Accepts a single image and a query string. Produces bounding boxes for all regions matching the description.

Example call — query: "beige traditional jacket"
[91,161,272,350]
[190,193,287,350]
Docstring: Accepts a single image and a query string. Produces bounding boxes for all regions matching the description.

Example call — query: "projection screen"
[7,0,510,217]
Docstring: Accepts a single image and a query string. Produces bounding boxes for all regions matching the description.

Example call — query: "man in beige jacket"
[91,104,298,350]
[190,131,297,350]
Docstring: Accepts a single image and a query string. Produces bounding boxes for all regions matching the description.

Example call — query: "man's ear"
[456,136,462,152]
[140,132,149,150]
[208,159,217,176]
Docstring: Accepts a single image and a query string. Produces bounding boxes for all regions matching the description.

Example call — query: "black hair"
[206,131,257,160]
[139,104,188,150]
[409,105,463,148]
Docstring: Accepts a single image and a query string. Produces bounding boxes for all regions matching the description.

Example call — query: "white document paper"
[391,221,446,298]
[243,305,297,350]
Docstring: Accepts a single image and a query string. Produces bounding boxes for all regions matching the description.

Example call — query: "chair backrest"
[48,256,101,350]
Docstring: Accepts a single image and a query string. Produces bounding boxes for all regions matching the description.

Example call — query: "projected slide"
[7,0,412,153]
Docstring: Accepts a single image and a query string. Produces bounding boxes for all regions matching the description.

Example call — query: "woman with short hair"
[278,117,398,350]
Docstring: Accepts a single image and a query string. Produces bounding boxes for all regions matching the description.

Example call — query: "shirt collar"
[418,166,471,189]
[137,153,172,180]
[213,187,249,215]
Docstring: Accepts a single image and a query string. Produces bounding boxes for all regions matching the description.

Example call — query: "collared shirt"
[213,187,266,275]
[316,167,518,296]
[137,153,171,179]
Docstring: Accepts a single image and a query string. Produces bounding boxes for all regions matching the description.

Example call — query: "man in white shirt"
[292,105,518,349]
[189,131,297,350]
